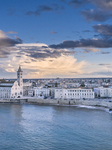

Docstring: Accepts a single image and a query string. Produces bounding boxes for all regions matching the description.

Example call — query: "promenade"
[0,98,112,109]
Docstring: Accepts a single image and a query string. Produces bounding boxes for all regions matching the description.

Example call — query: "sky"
[0,0,112,79]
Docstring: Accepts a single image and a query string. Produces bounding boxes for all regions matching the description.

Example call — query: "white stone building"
[55,88,94,99]
[34,87,50,98]
[94,87,112,98]
[23,81,32,96]
[0,86,11,99]
[0,66,23,99]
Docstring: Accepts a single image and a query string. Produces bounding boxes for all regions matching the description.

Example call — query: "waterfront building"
[94,87,112,98]
[28,89,34,97]
[23,81,32,96]
[34,87,50,98]
[55,88,94,99]
[0,66,23,99]
[0,86,11,99]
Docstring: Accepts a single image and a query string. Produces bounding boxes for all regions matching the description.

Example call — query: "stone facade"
[55,88,94,99]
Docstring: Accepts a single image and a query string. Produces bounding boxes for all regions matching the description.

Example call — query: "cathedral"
[0,66,23,99]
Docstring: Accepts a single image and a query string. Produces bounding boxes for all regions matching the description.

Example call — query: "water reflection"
[10,104,23,124]
[0,104,112,150]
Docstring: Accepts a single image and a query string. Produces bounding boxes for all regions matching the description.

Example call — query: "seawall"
[0,98,112,108]
[27,99,112,108]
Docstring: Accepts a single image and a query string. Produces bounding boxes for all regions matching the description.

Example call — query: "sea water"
[0,104,112,150]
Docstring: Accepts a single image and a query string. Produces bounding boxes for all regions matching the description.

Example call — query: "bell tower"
[17,65,23,87]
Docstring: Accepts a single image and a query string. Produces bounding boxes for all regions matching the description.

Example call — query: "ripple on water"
[0,104,112,150]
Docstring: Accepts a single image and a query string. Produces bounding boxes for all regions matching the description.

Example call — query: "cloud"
[26,4,57,16]
[98,63,110,66]
[93,24,112,36]
[50,31,57,34]
[92,71,112,76]
[101,52,110,54]
[52,3,64,11]
[94,34,99,37]
[0,30,22,58]
[5,67,15,72]
[92,0,112,11]
[69,0,89,7]
[26,2,65,16]
[81,9,112,22]
[0,47,11,58]
[49,38,112,49]
[0,42,86,78]
[69,0,112,10]
[39,5,53,11]
[7,8,16,16]
[20,55,86,78]
[16,43,74,59]
[83,48,101,53]
[6,31,17,34]
[26,11,40,16]
[0,30,22,47]
[82,30,90,33]
[83,70,112,77]
[69,0,112,22]
[26,5,53,16]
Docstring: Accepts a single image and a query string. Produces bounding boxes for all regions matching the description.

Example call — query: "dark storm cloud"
[94,35,99,37]
[29,49,74,59]
[28,50,59,59]
[18,46,74,59]
[39,5,53,11]
[101,52,110,54]
[93,24,112,36]
[26,11,40,16]
[69,0,112,22]
[26,5,53,16]
[26,3,64,16]
[0,37,22,47]
[0,32,22,58]
[82,30,90,33]
[0,48,10,58]
[81,9,112,22]
[98,63,110,66]
[69,0,112,10]
[69,0,89,7]
[92,0,112,11]
[49,38,112,49]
